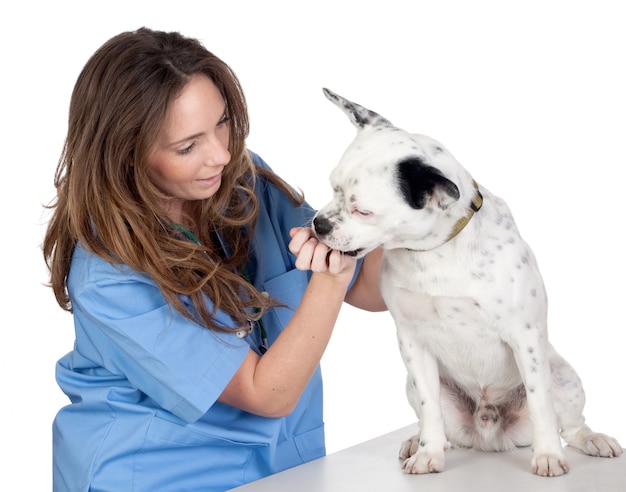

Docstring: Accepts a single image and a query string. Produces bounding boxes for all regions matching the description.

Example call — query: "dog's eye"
[352,209,373,217]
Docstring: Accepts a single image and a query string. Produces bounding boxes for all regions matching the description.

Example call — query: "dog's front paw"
[399,435,448,474]
[402,448,446,474]
[531,452,569,477]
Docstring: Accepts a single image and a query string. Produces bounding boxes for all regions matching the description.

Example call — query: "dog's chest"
[382,268,523,387]
[379,216,546,386]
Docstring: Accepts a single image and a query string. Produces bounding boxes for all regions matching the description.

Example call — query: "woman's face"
[148,74,231,223]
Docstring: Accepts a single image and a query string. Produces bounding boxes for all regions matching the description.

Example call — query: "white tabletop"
[229,423,625,491]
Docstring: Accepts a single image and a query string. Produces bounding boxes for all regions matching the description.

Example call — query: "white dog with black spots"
[313,88,622,477]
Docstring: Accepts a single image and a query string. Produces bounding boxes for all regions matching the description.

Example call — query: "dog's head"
[313,89,472,257]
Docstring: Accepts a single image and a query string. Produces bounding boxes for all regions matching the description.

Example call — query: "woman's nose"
[207,137,230,167]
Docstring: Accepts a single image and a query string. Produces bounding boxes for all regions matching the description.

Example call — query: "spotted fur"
[314,89,622,477]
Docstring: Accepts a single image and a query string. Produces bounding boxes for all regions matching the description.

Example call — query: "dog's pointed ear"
[323,88,393,129]
[397,158,460,210]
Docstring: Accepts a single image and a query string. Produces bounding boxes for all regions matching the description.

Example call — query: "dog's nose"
[313,216,333,236]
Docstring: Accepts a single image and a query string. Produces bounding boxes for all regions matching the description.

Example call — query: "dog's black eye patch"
[396,157,460,209]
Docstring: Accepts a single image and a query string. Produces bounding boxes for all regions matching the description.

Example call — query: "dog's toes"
[402,451,445,474]
[398,434,421,460]
[565,428,623,457]
[400,437,447,475]
[582,433,623,458]
[531,453,569,477]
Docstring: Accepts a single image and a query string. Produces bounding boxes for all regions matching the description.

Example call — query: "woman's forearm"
[218,228,356,417]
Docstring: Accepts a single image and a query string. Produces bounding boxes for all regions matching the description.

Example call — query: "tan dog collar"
[445,180,483,243]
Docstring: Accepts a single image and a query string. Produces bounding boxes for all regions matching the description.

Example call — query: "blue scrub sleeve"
[68,249,250,424]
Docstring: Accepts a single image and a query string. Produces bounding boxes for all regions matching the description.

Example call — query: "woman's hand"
[289,227,357,277]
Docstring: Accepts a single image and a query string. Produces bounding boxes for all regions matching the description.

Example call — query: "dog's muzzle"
[313,216,363,257]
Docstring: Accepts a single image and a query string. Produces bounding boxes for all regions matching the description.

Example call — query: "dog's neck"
[407,180,483,252]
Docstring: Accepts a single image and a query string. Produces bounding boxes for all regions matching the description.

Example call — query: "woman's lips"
[197,173,221,187]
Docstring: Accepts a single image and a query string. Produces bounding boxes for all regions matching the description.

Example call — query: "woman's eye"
[352,209,372,217]
[178,142,196,155]
[217,114,230,127]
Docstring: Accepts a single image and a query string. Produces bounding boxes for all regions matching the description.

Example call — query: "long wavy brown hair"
[43,27,303,332]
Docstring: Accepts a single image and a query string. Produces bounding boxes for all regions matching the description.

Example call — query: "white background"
[2,1,625,489]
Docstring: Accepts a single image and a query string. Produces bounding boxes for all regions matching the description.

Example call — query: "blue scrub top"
[53,152,354,492]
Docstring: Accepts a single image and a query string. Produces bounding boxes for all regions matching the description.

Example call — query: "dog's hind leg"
[549,348,623,458]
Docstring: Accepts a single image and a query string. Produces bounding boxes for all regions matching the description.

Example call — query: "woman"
[43,27,385,491]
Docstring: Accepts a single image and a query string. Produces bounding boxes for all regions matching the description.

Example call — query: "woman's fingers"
[289,227,356,275]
